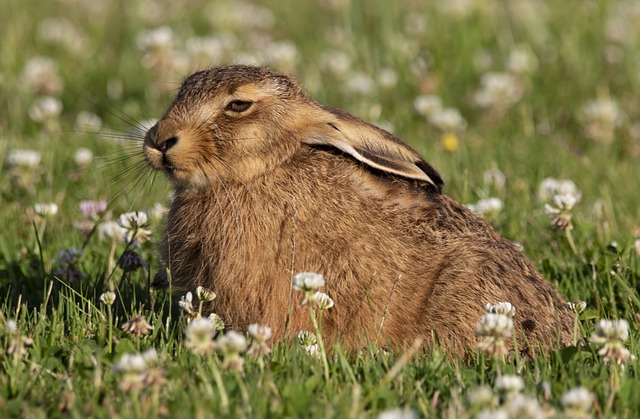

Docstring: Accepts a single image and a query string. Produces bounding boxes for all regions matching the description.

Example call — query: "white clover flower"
[185,317,217,355]
[377,68,398,89]
[118,211,149,230]
[121,315,153,337]
[75,111,102,132]
[561,387,592,418]
[196,286,216,303]
[6,149,41,168]
[375,407,418,419]
[591,319,629,343]
[297,331,317,346]
[216,331,248,369]
[467,198,504,218]
[590,318,634,365]
[74,148,93,167]
[475,409,509,419]
[314,292,334,310]
[473,72,524,111]
[545,193,577,231]
[7,319,17,332]
[178,292,195,316]
[207,313,225,331]
[216,331,247,353]
[113,352,148,373]
[346,72,376,95]
[580,98,622,144]
[505,394,544,418]
[538,178,581,202]
[37,17,87,54]
[413,95,442,117]
[29,96,63,123]
[428,107,467,132]
[466,385,498,408]
[118,211,151,243]
[147,202,168,221]
[304,343,321,357]
[247,323,273,357]
[22,56,63,95]
[507,46,538,75]
[248,324,273,342]
[475,313,513,356]
[136,26,174,52]
[99,291,116,306]
[79,200,107,220]
[485,302,516,317]
[97,221,127,242]
[33,202,58,217]
[483,168,506,190]
[319,50,351,76]
[265,40,298,69]
[566,300,587,314]
[292,272,325,291]
[494,374,524,394]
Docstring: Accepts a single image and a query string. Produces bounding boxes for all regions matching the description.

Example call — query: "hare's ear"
[302,107,444,191]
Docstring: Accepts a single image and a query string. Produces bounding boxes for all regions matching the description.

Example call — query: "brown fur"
[143,65,574,355]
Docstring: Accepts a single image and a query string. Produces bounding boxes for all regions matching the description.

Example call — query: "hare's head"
[144,65,443,190]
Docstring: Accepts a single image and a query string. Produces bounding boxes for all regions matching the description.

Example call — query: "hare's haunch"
[143,65,574,355]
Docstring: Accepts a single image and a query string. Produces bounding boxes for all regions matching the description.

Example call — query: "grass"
[2,0,640,416]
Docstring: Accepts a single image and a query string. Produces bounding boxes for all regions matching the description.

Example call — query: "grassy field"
[2,0,640,416]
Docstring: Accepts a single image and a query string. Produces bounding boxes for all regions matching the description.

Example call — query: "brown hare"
[143,64,574,355]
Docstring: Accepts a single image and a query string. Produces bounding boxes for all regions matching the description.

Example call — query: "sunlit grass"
[2,0,640,416]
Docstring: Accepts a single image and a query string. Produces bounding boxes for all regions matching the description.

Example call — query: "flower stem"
[309,307,330,381]
[565,228,578,255]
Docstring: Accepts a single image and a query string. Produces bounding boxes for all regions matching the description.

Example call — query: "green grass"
[2,0,640,416]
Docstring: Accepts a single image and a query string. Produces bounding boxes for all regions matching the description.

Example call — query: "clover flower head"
[428,107,467,132]
[117,211,151,243]
[538,178,582,202]
[494,374,524,395]
[97,221,128,242]
[566,300,587,314]
[121,315,153,337]
[561,387,592,418]
[6,149,41,168]
[485,302,516,317]
[467,198,504,218]
[505,394,544,418]
[29,96,63,123]
[79,200,107,220]
[545,193,578,230]
[247,323,273,357]
[313,292,334,310]
[99,291,116,306]
[196,286,216,302]
[590,318,634,365]
[216,331,247,371]
[185,317,217,355]
[292,272,325,291]
[466,385,498,409]
[413,95,443,117]
[297,331,317,347]
[34,202,58,217]
[207,313,225,331]
[248,323,272,343]
[74,148,93,167]
[178,292,195,316]
[475,313,513,356]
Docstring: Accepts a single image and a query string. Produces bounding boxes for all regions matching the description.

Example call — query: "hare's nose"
[159,136,178,152]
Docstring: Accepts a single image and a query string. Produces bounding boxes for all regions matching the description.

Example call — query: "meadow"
[1,0,640,416]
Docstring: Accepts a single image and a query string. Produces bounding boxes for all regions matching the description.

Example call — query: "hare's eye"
[225,100,253,113]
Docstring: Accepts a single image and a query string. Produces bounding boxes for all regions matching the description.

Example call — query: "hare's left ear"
[302,106,444,191]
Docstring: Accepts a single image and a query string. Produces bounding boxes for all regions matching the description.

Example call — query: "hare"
[143,64,574,355]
